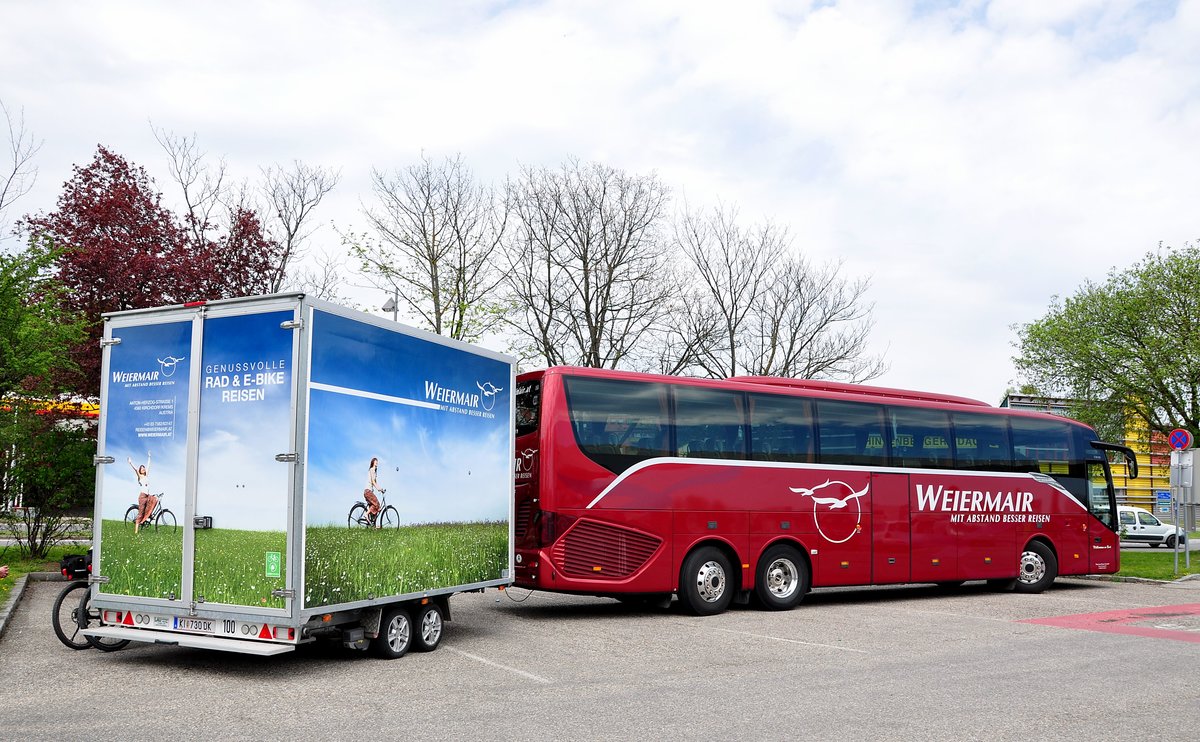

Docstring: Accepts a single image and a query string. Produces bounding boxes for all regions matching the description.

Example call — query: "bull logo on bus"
[789,479,868,544]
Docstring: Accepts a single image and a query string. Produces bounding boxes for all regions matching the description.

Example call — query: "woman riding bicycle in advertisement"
[129,452,155,534]
[364,456,385,528]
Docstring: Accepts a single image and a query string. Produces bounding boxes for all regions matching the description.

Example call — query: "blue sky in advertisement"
[195,311,294,532]
[101,321,192,522]
[305,311,510,526]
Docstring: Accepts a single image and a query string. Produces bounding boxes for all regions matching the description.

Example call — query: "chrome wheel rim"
[695,560,727,603]
[766,558,799,599]
[1018,550,1046,585]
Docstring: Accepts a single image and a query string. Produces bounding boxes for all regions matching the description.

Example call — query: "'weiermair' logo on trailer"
[477,381,503,411]
[789,479,869,544]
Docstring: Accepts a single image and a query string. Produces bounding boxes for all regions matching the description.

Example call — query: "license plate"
[175,617,214,633]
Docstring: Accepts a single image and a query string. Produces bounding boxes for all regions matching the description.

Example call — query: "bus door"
[189,305,299,613]
[871,473,910,583]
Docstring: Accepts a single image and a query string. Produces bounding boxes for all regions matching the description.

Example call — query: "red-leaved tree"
[22,146,282,394]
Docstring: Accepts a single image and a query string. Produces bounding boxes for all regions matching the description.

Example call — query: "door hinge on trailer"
[100,337,121,347]
[275,453,298,463]
[271,588,296,599]
[280,319,303,330]
[93,455,115,465]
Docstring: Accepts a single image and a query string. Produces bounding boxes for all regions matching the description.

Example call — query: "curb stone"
[0,572,67,642]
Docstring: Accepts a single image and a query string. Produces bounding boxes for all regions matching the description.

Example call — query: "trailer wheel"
[679,546,735,616]
[1014,541,1057,594]
[372,607,413,659]
[754,543,808,611]
[413,603,444,652]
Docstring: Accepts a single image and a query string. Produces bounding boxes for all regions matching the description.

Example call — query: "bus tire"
[754,544,809,611]
[679,546,735,616]
[371,607,412,659]
[1014,541,1057,594]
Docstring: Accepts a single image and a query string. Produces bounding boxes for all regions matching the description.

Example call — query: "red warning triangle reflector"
[122,611,134,626]
[258,624,273,639]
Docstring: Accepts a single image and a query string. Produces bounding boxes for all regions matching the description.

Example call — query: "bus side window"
[747,393,815,463]
[564,377,670,474]
[951,412,1013,472]
[674,386,747,460]
[815,400,887,466]
[889,406,953,469]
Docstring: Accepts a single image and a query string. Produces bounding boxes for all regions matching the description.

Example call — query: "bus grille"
[515,500,533,540]
[553,520,661,579]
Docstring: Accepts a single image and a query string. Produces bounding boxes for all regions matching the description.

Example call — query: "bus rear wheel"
[1014,541,1057,594]
[754,544,809,611]
[679,546,734,616]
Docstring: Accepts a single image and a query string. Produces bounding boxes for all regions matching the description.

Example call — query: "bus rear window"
[515,379,541,438]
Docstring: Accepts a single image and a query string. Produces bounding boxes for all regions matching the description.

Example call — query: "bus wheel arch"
[678,541,739,616]
[753,540,811,611]
[1014,538,1058,594]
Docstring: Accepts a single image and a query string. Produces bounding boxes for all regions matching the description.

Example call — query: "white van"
[1118,505,1188,548]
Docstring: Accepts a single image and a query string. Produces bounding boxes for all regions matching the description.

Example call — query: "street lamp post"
[381,290,397,322]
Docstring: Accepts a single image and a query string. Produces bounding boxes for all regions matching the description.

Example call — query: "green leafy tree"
[1014,242,1200,440]
[0,239,90,558]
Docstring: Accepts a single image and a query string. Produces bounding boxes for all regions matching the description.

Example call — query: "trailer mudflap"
[83,626,295,656]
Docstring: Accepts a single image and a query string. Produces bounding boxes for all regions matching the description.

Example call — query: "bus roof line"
[727,377,990,407]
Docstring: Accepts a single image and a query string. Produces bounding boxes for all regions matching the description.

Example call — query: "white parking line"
[445,647,553,684]
[903,609,1010,622]
[709,627,869,654]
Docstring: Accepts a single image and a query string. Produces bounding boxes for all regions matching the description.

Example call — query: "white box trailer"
[82,294,514,657]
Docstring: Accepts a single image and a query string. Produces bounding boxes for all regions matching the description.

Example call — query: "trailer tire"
[1014,540,1057,594]
[413,603,444,652]
[679,546,735,616]
[372,607,413,659]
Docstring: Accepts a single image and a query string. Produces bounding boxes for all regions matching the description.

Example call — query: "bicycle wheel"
[51,580,91,650]
[124,505,139,529]
[81,589,130,652]
[378,505,399,529]
[348,503,368,528]
[155,508,178,534]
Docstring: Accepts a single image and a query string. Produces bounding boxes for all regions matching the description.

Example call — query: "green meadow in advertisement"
[303,311,510,608]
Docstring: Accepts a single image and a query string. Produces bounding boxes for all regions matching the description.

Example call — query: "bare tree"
[0,100,43,245]
[672,204,786,377]
[152,126,229,246]
[502,159,674,369]
[350,154,507,341]
[744,255,886,381]
[289,246,355,305]
[262,160,340,292]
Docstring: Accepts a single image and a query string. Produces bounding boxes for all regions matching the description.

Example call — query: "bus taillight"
[537,511,577,547]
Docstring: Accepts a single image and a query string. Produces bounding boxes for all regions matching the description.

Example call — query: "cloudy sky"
[2,0,1197,405]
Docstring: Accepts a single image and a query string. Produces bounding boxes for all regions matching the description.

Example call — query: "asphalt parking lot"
[3,577,1199,741]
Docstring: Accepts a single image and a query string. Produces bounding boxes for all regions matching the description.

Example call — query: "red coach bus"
[512,367,1138,615]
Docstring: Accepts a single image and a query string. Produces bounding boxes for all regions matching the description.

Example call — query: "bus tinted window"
[515,379,541,438]
[816,400,887,465]
[1011,417,1078,473]
[747,393,815,463]
[889,407,953,469]
[674,386,747,459]
[563,377,670,474]
[951,412,1012,471]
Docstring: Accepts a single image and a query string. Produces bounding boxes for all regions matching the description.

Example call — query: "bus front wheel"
[1014,541,1057,594]
[754,544,809,611]
[679,546,735,616]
